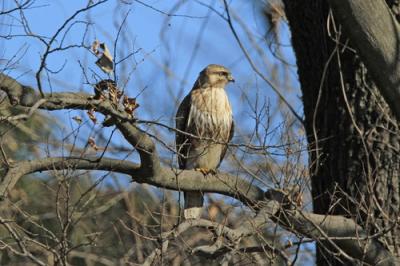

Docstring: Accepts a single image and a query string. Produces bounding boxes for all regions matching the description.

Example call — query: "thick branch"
[265,191,400,266]
[282,211,399,266]
[0,157,139,198]
[0,157,265,206]
[328,0,400,121]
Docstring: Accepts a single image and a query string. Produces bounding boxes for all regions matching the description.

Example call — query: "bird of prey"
[176,64,235,219]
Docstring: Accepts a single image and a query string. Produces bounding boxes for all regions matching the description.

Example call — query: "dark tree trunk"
[282,1,400,265]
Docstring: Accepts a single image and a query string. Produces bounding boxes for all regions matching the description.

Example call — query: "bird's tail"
[184,192,204,219]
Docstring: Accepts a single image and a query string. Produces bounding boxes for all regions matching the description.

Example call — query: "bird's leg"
[195,168,216,175]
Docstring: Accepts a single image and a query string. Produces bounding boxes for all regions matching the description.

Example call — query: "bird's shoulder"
[176,93,191,115]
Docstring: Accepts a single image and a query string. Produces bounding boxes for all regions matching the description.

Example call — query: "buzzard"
[176,64,235,219]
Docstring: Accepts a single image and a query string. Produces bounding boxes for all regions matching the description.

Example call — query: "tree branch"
[0,156,265,206]
[265,191,400,266]
[0,73,159,175]
[143,218,289,265]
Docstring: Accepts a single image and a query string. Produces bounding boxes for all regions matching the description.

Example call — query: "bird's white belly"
[188,88,232,140]
[185,88,232,169]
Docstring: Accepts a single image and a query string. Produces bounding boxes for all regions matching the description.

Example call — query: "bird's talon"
[195,168,215,176]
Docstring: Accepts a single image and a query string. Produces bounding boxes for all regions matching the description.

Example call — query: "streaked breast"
[188,87,232,140]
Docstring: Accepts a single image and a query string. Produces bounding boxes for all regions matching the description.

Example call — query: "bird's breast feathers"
[187,87,232,140]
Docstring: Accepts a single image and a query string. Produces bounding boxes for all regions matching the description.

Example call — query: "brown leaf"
[105,80,121,108]
[109,88,118,106]
[94,79,115,100]
[87,108,97,124]
[88,137,99,151]
[72,116,83,124]
[92,40,114,73]
[263,0,285,39]
[285,240,293,248]
[123,96,139,116]
[208,205,219,220]
[91,40,100,55]
[117,89,123,100]
[294,191,303,207]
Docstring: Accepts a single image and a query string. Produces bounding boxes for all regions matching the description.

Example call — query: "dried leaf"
[95,79,115,91]
[87,108,97,124]
[94,79,115,100]
[91,40,100,55]
[263,0,285,39]
[123,95,139,116]
[208,205,219,220]
[108,86,119,107]
[294,191,303,207]
[88,137,99,151]
[92,40,114,73]
[102,115,116,127]
[72,116,83,124]
[117,90,123,100]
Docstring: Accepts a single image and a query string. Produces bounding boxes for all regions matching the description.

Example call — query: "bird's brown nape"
[199,64,234,88]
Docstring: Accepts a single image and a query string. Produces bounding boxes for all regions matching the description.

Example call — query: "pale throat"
[192,87,232,115]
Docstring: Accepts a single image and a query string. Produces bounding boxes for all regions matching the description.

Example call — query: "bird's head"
[197,64,235,88]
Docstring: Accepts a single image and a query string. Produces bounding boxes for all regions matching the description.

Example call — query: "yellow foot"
[195,168,216,175]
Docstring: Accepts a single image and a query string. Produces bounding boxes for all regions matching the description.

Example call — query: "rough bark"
[282,1,400,265]
[328,0,400,121]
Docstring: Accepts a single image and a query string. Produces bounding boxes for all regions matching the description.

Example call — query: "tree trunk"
[282,1,400,265]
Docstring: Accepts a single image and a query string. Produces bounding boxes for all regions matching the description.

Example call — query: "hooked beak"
[228,74,235,83]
